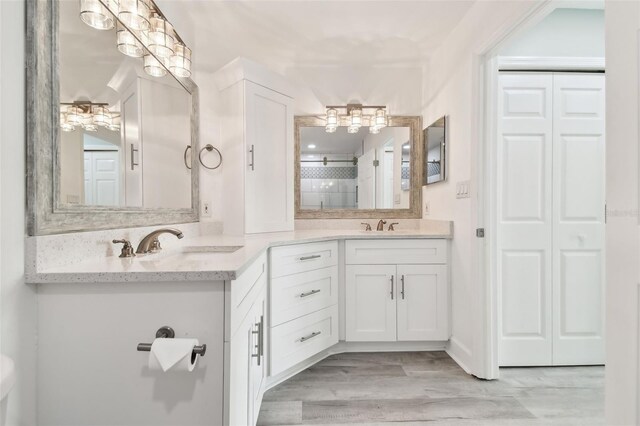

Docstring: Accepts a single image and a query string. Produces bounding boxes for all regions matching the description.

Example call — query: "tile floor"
[257,351,604,425]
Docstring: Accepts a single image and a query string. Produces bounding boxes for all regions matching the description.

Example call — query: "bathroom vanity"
[28,227,451,426]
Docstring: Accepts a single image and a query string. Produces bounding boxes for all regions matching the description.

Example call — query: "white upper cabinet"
[215,58,295,235]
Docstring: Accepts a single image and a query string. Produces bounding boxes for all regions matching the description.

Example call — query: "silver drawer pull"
[300,331,322,343]
[299,254,321,261]
[300,289,321,298]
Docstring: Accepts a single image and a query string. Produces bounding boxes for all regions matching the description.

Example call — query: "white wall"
[420,0,542,374]
[0,0,38,424]
[501,8,605,58]
[604,1,640,424]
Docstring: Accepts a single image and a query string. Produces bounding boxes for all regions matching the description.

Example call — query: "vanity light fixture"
[170,43,192,78]
[323,104,388,134]
[116,22,145,57]
[80,0,193,80]
[144,54,167,77]
[107,114,121,132]
[79,0,115,30]
[147,15,175,61]
[60,102,120,133]
[118,0,152,32]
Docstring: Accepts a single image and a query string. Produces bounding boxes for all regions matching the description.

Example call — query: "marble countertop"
[26,228,452,284]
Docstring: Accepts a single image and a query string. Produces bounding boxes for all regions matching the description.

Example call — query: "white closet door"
[244,81,294,234]
[551,73,605,365]
[497,73,554,366]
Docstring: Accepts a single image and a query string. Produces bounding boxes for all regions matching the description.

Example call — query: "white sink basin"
[182,245,244,254]
[0,354,16,402]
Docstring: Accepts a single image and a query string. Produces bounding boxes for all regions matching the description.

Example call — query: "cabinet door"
[228,312,252,426]
[249,290,266,426]
[397,265,449,341]
[244,81,294,234]
[345,265,397,341]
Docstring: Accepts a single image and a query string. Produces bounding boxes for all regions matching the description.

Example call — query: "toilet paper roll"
[148,338,199,372]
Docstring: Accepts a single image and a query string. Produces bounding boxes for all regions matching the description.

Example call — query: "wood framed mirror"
[295,115,423,219]
[27,0,200,235]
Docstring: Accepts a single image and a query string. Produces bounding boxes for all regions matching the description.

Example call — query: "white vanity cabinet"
[225,253,268,426]
[215,58,295,235]
[269,241,340,376]
[345,240,449,342]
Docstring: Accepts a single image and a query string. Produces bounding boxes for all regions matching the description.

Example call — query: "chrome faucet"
[388,222,399,231]
[376,220,387,231]
[361,222,372,231]
[136,228,184,254]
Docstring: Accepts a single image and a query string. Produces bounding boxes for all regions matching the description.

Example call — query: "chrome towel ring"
[184,144,223,170]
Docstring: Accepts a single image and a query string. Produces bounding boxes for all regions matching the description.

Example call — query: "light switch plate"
[456,180,471,199]
[202,200,212,217]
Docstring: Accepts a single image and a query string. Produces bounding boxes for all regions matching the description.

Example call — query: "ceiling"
[157,1,476,73]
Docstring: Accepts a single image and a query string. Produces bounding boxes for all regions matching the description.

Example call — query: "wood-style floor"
[257,351,604,425]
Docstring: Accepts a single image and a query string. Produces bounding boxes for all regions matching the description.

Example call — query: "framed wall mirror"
[424,116,447,185]
[27,0,199,235]
[295,115,423,219]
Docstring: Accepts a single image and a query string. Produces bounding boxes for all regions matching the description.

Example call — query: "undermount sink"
[182,245,244,254]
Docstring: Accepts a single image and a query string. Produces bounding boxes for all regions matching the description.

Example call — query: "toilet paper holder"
[136,326,207,357]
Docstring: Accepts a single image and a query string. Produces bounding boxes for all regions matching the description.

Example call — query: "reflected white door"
[551,73,605,365]
[84,151,120,206]
[357,149,375,209]
[497,72,605,366]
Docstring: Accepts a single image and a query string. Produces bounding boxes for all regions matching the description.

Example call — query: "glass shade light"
[144,54,167,77]
[118,0,151,32]
[375,108,387,128]
[347,125,360,134]
[349,108,362,129]
[117,23,145,57]
[170,43,192,78]
[59,113,75,132]
[107,114,121,132]
[325,125,337,133]
[368,124,380,134]
[147,16,175,60]
[65,106,83,125]
[92,106,111,127]
[79,0,115,30]
[83,123,98,132]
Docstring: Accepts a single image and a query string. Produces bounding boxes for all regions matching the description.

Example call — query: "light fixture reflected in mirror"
[60,102,120,133]
[170,43,192,78]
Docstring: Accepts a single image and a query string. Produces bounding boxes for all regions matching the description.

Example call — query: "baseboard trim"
[446,337,473,375]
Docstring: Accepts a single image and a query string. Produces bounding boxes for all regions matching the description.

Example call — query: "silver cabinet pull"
[390,275,394,300]
[251,315,264,365]
[299,254,321,261]
[130,144,139,170]
[300,289,321,298]
[300,331,322,343]
[401,275,405,299]
[249,144,255,171]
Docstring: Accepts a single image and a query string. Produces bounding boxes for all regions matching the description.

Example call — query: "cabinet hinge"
[476,228,485,238]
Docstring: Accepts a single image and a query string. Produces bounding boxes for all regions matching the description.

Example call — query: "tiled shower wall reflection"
[300,154,357,209]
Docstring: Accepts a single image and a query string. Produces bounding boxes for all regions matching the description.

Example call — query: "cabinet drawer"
[271,266,338,327]
[270,305,338,376]
[226,253,267,340]
[270,241,338,278]
[345,239,447,265]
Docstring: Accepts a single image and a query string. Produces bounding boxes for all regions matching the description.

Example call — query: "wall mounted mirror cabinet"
[424,116,446,185]
[295,115,423,219]
[27,0,199,235]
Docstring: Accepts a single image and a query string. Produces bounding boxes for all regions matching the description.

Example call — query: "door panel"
[497,73,554,366]
[244,81,294,234]
[345,264,396,341]
[552,73,605,365]
[397,265,448,341]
